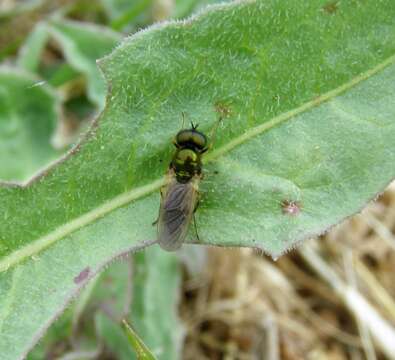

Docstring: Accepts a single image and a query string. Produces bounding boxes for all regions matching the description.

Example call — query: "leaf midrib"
[1,52,394,273]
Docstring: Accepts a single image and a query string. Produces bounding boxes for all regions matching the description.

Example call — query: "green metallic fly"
[157,118,219,251]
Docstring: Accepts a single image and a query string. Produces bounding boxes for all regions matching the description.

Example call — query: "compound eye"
[191,132,207,150]
[175,128,207,150]
[175,130,192,145]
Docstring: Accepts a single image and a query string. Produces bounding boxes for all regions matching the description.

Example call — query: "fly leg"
[193,213,200,242]
[202,115,223,154]
[193,196,201,242]
[152,185,166,226]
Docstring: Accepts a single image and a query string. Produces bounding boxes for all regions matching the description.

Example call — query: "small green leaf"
[47,19,121,107]
[100,0,140,19]
[17,22,49,73]
[45,63,81,88]
[123,319,157,360]
[110,0,153,31]
[0,67,60,181]
[101,0,153,30]
[131,247,184,359]
[96,314,137,360]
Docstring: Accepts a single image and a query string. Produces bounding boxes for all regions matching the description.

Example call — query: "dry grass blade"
[299,243,395,358]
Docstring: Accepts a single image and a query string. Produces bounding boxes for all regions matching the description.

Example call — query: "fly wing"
[157,175,199,251]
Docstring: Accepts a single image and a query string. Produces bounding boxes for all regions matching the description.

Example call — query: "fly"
[157,119,218,251]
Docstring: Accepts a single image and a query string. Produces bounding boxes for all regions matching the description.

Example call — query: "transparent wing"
[157,175,199,251]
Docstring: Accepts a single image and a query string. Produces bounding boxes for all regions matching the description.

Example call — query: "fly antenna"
[191,121,199,130]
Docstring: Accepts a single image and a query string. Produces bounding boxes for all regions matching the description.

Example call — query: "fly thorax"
[172,148,201,182]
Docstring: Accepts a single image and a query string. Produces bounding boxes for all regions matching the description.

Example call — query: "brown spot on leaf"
[74,267,90,284]
[322,1,339,14]
[281,200,301,216]
[215,102,232,118]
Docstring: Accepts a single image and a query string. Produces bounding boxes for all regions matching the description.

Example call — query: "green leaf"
[1,1,395,359]
[100,0,139,19]
[0,67,60,182]
[131,248,183,359]
[123,319,157,360]
[47,19,121,107]
[96,313,137,360]
[110,0,153,31]
[17,22,49,73]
